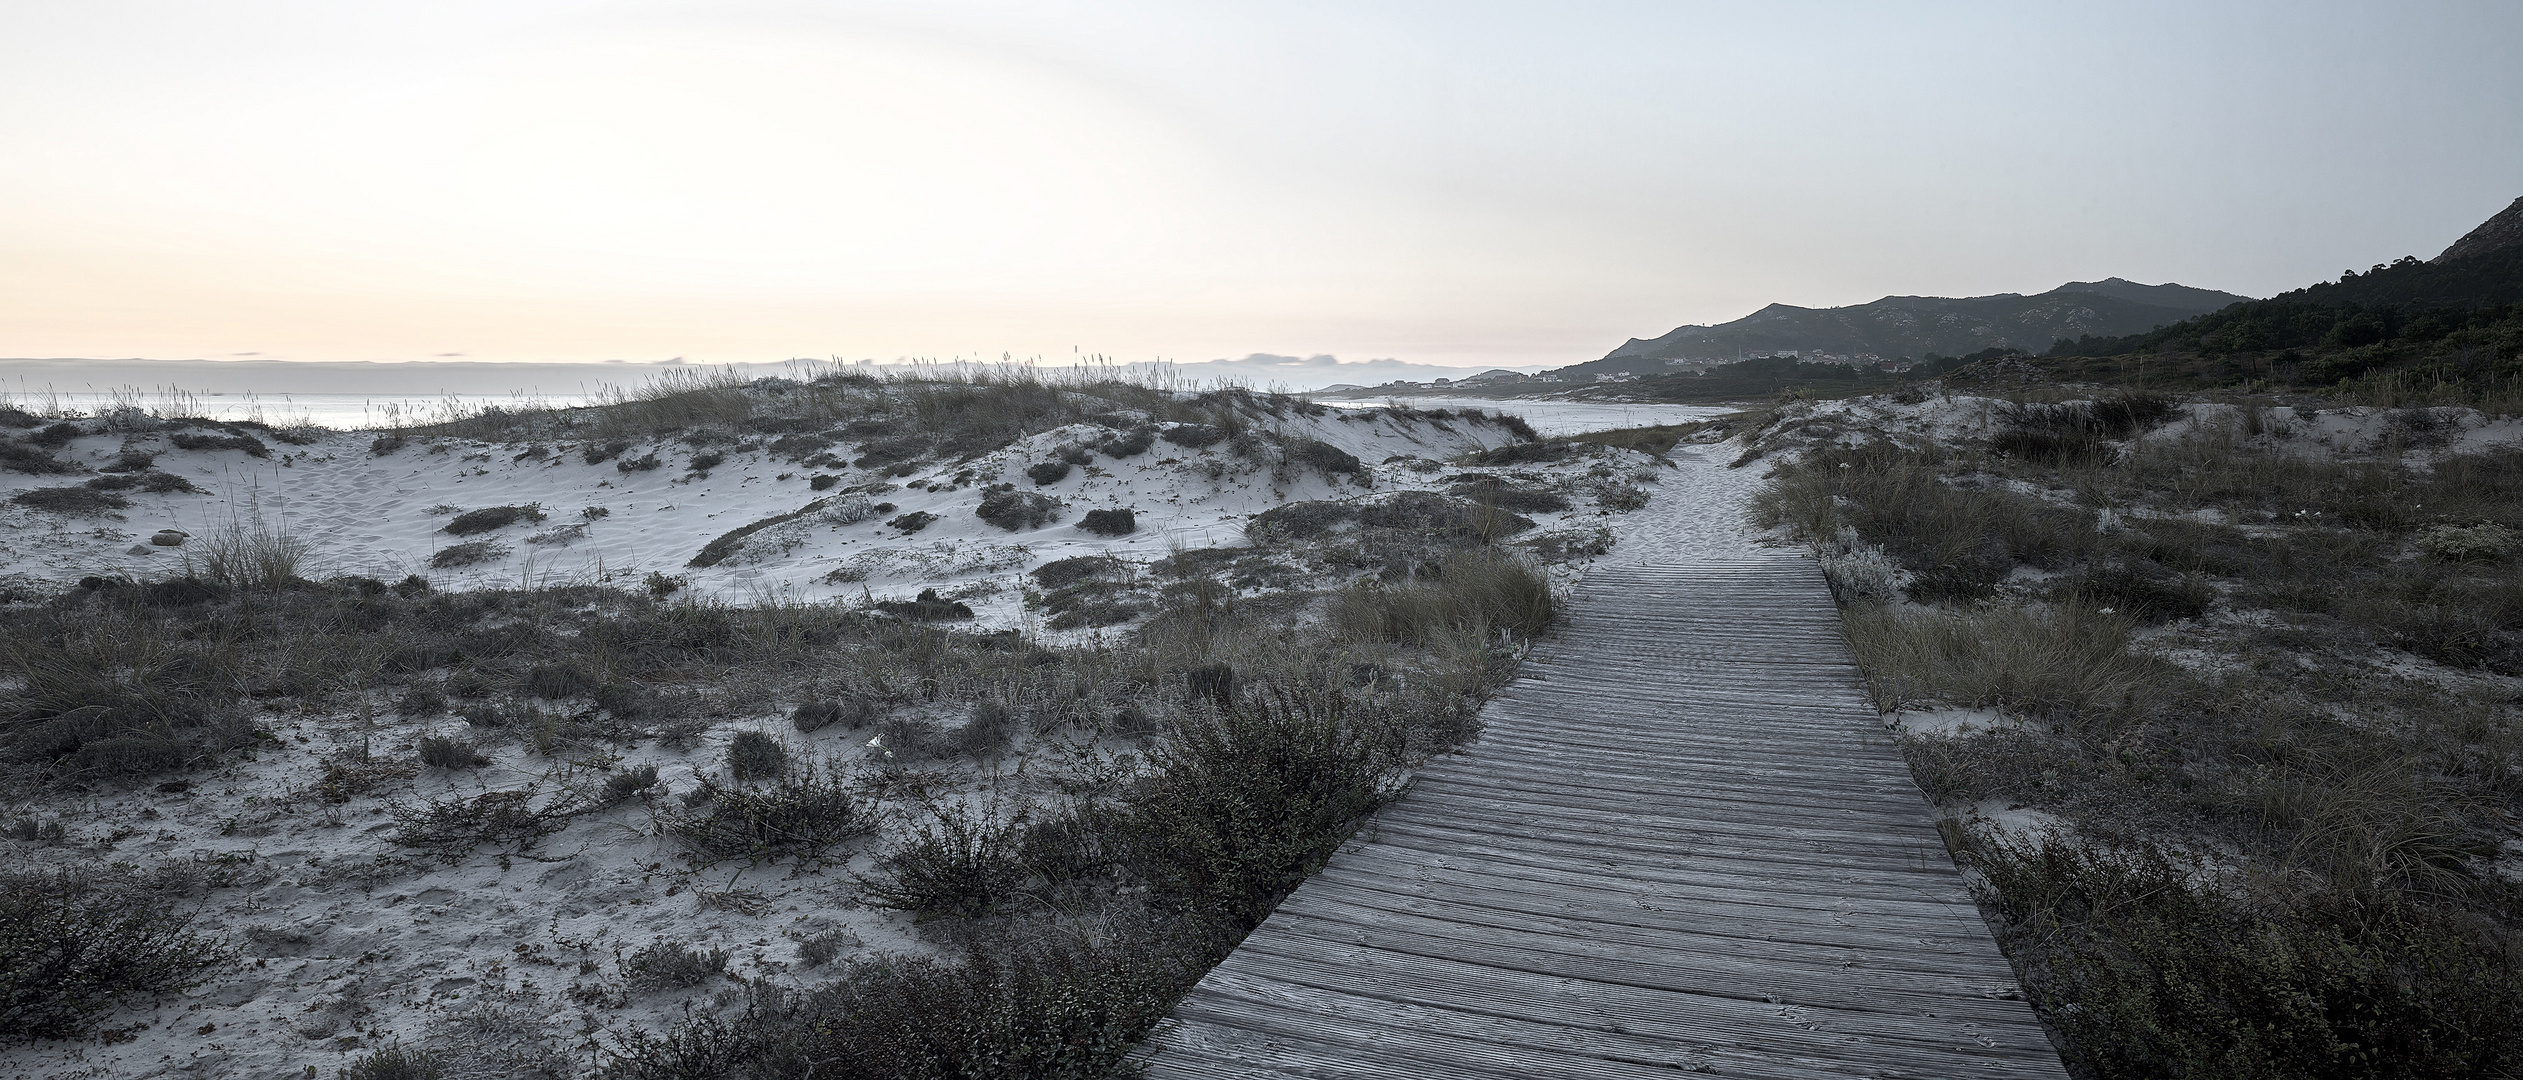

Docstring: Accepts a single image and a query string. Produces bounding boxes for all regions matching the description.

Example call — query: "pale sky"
[2,1,2517,372]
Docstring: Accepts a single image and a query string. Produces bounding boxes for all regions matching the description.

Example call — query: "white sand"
[0,398,1720,1079]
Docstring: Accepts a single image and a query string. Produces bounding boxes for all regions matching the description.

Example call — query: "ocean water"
[0,390,607,431]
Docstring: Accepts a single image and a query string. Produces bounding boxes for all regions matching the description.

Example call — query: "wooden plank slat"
[1146,475,2066,1079]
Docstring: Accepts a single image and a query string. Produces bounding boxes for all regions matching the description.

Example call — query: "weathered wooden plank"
[1147,539,2066,1079]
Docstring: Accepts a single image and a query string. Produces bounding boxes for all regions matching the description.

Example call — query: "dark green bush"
[670,770,871,863]
[53,732,188,776]
[616,452,662,473]
[390,788,586,862]
[604,764,660,802]
[624,940,729,991]
[687,451,726,474]
[0,867,231,1041]
[0,439,78,474]
[1097,426,1155,457]
[1464,440,1577,466]
[10,487,128,515]
[343,1046,444,1080]
[790,697,878,733]
[168,431,268,458]
[1079,508,1136,536]
[952,700,1018,757]
[727,730,789,781]
[1160,423,1224,448]
[430,540,508,568]
[443,505,545,536]
[2065,556,2213,623]
[888,510,938,533]
[1024,460,1071,486]
[601,931,1198,1080]
[1125,691,1402,931]
[1979,836,2523,1080]
[874,588,973,622]
[858,804,1029,919]
[417,736,485,769]
[1288,438,1364,476]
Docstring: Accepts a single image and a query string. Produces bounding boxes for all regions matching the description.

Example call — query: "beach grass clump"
[1332,548,1556,646]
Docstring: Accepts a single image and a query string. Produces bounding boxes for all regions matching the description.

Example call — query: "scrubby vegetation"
[0,364,1606,1077]
[0,866,230,1041]
[1756,392,2523,1079]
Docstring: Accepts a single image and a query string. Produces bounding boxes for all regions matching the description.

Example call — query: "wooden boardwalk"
[1148,556,2068,1079]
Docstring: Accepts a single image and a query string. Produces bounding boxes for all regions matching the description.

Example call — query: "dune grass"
[1759,398,2523,1079]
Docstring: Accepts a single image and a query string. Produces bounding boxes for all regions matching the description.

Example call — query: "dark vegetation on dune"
[1,367,1580,1078]
[1755,397,2523,1080]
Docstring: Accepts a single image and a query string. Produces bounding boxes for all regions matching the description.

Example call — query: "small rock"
[151,529,189,546]
[127,544,154,555]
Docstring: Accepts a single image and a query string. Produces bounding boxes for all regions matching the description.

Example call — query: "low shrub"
[687,451,726,474]
[976,489,1063,531]
[2062,556,2213,623]
[1975,834,2523,1080]
[1126,690,1403,931]
[1025,460,1072,486]
[600,931,1198,1080]
[396,687,450,719]
[616,453,662,473]
[603,764,660,803]
[888,511,938,533]
[0,440,79,474]
[1161,423,1225,448]
[727,730,789,781]
[0,867,232,1041]
[1032,555,1121,590]
[1079,508,1136,536]
[791,698,879,733]
[809,473,841,491]
[953,700,1019,757]
[443,505,545,536]
[1464,441,1577,466]
[10,487,128,515]
[583,439,632,465]
[59,734,189,777]
[81,471,197,494]
[873,588,973,622]
[1288,438,1365,476]
[343,1047,444,1080]
[1450,478,1571,514]
[390,787,587,862]
[2415,522,2517,562]
[522,662,596,699]
[431,540,508,569]
[1098,426,1156,457]
[168,431,269,458]
[624,940,729,991]
[416,736,486,769]
[858,804,1029,919]
[669,769,871,863]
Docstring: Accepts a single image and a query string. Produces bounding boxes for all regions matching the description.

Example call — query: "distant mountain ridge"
[1561,278,2249,381]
